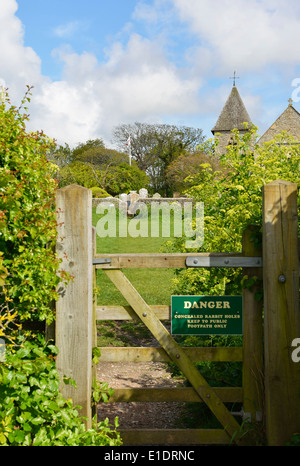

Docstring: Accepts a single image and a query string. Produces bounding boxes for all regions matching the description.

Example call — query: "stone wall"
[92,196,193,208]
[92,188,193,208]
[214,129,256,155]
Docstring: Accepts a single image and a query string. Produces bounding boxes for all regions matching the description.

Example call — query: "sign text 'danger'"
[171,296,243,336]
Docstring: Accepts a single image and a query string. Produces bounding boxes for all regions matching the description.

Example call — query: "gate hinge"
[186,256,262,268]
[93,258,111,265]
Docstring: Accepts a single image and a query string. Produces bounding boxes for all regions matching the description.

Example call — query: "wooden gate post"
[263,180,300,445]
[242,226,263,423]
[55,185,93,428]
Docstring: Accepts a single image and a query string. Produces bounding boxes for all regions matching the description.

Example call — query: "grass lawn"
[92,205,177,347]
[92,206,177,307]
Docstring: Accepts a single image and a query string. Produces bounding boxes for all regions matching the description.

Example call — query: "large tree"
[112,122,205,196]
[55,139,149,195]
[71,139,128,166]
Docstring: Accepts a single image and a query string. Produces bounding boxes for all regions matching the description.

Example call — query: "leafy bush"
[0,87,68,324]
[0,336,122,446]
[90,186,110,198]
[104,163,149,196]
[170,127,300,298]
[0,88,122,446]
[57,143,150,196]
[58,161,98,188]
[286,433,300,446]
[166,128,300,401]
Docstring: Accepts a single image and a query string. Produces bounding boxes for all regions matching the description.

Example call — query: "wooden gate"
[55,180,300,446]
[95,246,261,446]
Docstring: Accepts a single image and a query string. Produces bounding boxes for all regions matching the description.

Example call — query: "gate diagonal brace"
[104,268,243,444]
[186,256,262,268]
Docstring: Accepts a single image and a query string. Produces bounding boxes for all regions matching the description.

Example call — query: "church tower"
[212,77,252,154]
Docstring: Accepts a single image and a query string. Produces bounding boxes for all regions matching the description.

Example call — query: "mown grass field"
[92,206,176,307]
[92,206,177,346]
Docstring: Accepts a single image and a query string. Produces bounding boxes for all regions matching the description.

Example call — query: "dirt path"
[96,322,187,431]
[97,360,186,430]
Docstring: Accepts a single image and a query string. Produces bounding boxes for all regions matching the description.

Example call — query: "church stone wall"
[214,130,254,155]
[258,105,300,144]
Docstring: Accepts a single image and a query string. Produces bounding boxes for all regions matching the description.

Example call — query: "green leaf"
[0,432,8,445]
[31,416,45,425]
[23,422,32,432]
[9,429,25,444]
[16,347,31,359]
[101,393,108,403]
[43,400,59,411]
[15,372,27,384]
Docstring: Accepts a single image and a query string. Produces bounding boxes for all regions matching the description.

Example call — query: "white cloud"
[0,0,43,101]
[170,0,300,74]
[31,80,102,146]
[37,41,199,145]
[133,1,159,23]
[37,35,201,145]
[52,45,99,82]
[3,0,296,148]
[98,34,200,117]
[0,0,203,146]
[53,20,89,39]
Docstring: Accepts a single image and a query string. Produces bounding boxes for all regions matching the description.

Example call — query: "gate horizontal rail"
[119,428,231,446]
[94,252,262,268]
[99,346,243,363]
[97,304,170,320]
[108,387,243,403]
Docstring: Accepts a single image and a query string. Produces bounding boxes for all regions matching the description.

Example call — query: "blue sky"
[1,0,300,147]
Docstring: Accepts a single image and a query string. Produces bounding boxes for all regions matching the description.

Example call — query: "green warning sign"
[171,296,243,335]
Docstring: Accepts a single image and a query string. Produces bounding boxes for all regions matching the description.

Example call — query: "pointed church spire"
[211,80,252,154]
[212,85,251,134]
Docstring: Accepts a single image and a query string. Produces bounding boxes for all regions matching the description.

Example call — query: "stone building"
[211,83,253,154]
[257,98,300,145]
[212,81,300,153]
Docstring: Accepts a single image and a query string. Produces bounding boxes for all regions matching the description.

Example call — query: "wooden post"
[92,225,98,364]
[242,226,263,424]
[55,185,93,428]
[263,180,300,445]
[92,226,98,417]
